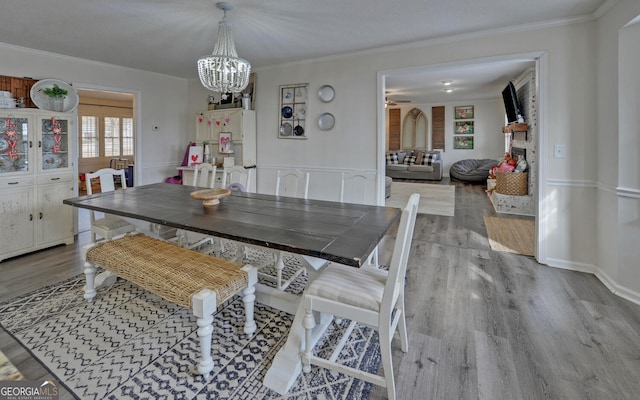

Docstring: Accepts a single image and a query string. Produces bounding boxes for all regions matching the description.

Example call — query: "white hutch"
[0,109,75,261]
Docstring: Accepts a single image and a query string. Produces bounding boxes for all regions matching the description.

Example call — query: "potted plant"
[43,84,68,112]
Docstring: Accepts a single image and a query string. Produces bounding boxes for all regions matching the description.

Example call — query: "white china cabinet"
[0,109,75,261]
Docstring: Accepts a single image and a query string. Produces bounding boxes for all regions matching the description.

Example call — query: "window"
[78,103,134,162]
[81,116,99,158]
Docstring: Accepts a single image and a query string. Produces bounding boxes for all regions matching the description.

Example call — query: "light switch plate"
[554,144,566,159]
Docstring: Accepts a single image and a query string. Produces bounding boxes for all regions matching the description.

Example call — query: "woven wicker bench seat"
[82,233,257,375]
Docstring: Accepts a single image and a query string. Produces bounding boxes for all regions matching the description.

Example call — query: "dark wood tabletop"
[64,183,401,267]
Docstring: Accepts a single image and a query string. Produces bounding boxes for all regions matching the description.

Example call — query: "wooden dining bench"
[82,233,257,375]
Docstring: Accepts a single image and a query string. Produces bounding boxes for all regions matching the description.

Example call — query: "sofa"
[385,150,442,181]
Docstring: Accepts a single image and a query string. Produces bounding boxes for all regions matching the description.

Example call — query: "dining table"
[63,182,401,394]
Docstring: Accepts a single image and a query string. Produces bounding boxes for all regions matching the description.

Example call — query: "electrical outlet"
[554,144,566,159]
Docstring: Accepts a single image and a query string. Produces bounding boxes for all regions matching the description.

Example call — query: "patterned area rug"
[386,182,455,216]
[0,274,381,399]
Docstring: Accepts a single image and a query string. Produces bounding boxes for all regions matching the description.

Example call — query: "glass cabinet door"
[0,115,30,174]
[40,116,69,171]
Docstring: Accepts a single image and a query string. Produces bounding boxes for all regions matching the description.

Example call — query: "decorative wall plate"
[30,79,79,112]
[318,85,335,102]
[318,112,335,130]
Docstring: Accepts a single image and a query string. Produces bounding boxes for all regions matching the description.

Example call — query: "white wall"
[593,0,640,302]
[392,99,506,176]
[0,44,189,186]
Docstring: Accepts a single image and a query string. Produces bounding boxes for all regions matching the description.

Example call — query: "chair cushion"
[306,264,387,312]
[93,216,135,231]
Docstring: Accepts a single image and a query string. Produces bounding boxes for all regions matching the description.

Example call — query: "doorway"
[378,52,547,262]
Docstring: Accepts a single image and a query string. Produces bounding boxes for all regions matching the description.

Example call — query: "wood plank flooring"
[2,181,640,399]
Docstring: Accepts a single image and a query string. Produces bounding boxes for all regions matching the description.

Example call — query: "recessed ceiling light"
[442,80,453,86]
[444,88,453,93]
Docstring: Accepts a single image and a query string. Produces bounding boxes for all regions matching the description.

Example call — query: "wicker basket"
[495,172,528,195]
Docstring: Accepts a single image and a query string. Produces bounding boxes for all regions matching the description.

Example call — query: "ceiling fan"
[385,97,411,106]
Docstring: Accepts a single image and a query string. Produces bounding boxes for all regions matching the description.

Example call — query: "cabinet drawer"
[0,176,35,188]
[37,173,73,185]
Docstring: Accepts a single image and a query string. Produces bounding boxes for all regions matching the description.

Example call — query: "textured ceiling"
[0,0,608,101]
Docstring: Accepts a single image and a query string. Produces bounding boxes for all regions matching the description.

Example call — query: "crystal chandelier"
[197,2,251,93]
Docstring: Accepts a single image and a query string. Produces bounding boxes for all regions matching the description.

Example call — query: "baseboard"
[544,257,640,306]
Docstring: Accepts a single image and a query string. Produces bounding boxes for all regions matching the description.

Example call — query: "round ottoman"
[450,159,499,183]
[385,176,392,198]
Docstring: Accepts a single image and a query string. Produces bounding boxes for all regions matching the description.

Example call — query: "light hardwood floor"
[2,181,639,399]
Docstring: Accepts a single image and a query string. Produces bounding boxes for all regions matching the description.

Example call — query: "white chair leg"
[398,298,409,352]
[83,261,97,302]
[302,309,316,373]
[379,328,396,400]
[275,251,285,290]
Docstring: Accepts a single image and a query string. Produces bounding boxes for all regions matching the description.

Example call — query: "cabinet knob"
[39,212,43,220]
[30,214,33,221]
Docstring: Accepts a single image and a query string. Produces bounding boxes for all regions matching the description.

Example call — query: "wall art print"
[454,105,474,120]
[453,136,474,150]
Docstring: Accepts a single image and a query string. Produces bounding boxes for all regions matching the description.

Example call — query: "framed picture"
[455,121,474,134]
[454,105,474,119]
[453,136,474,150]
[279,83,308,139]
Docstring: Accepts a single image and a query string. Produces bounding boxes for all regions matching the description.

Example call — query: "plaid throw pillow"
[421,151,440,166]
[403,155,417,165]
[386,152,399,164]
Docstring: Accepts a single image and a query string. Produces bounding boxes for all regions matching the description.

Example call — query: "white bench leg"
[83,261,97,302]
[192,288,217,375]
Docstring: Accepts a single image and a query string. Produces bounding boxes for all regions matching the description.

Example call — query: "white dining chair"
[222,166,253,192]
[339,171,379,266]
[301,193,419,400]
[275,169,309,199]
[248,169,311,291]
[191,162,217,188]
[339,171,374,205]
[177,163,219,252]
[85,168,137,243]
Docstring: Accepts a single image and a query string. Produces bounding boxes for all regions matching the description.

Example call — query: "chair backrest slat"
[85,168,128,195]
[222,166,252,191]
[275,169,309,199]
[381,193,419,314]
[192,163,217,188]
[340,172,374,204]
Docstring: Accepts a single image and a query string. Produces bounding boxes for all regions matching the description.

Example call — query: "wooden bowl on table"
[190,188,231,207]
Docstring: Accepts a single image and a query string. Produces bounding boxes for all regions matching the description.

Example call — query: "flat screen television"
[501,82,522,124]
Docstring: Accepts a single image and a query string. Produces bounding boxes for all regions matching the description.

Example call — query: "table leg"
[263,297,333,394]
[261,255,331,395]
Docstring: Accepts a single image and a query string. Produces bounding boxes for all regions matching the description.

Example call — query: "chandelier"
[197,2,251,93]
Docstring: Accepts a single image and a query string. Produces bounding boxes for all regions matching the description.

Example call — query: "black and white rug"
[0,275,381,399]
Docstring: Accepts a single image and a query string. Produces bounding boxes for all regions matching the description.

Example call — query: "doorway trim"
[71,83,142,192]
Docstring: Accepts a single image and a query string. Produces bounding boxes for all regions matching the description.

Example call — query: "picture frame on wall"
[279,83,308,139]
[453,136,474,150]
[454,105,474,119]
[455,120,474,134]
